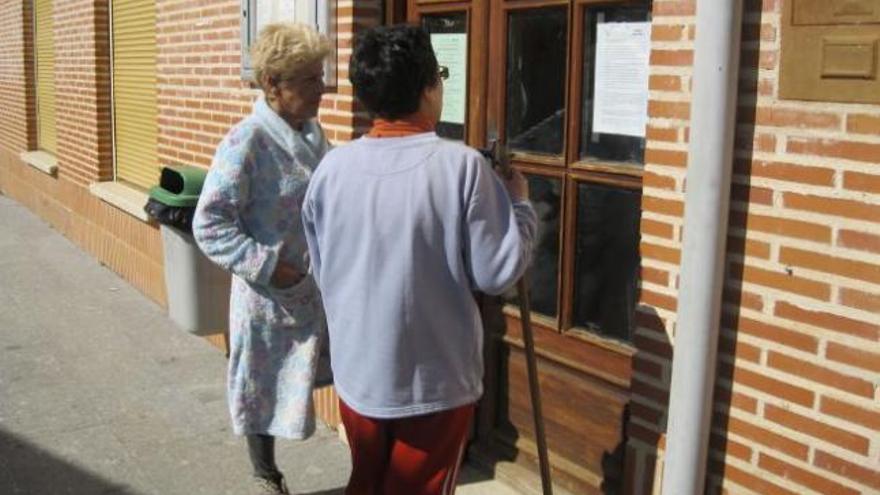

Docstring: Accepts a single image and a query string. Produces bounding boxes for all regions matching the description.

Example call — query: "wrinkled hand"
[270,261,304,289]
[498,167,529,202]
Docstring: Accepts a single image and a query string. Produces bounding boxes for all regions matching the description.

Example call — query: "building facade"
[0,0,877,494]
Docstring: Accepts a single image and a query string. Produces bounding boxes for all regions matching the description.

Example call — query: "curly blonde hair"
[251,22,331,84]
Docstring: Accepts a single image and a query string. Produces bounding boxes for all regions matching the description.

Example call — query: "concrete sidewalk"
[0,194,521,495]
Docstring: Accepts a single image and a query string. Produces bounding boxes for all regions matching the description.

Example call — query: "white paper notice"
[592,22,652,138]
[431,33,468,125]
[256,0,300,33]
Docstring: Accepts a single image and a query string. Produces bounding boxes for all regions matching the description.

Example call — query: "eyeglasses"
[438,65,450,81]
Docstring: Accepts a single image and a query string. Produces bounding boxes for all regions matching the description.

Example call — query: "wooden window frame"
[493,0,648,350]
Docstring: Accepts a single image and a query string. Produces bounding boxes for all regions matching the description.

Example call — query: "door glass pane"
[572,183,641,341]
[506,8,567,156]
[580,7,651,164]
[505,174,562,319]
[424,13,468,141]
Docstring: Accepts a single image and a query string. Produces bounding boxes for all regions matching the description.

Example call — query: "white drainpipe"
[660,1,744,494]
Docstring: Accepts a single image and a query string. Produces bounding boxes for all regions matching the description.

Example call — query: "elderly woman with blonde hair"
[192,22,331,495]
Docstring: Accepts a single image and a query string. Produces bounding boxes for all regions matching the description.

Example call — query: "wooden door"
[408,2,651,493]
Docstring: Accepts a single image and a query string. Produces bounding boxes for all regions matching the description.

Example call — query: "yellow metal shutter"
[35,0,57,154]
[112,0,159,189]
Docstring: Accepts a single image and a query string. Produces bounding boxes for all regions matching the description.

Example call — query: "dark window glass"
[580,7,651,164]
[572,183,641,341]
[423,13,467,141]
[505,175,562,319]
[506,8,567,156]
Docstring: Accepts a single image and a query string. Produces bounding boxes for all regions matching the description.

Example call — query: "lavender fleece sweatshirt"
[302,132,537,418]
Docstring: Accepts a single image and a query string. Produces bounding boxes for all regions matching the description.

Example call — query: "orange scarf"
[367,115,435,138]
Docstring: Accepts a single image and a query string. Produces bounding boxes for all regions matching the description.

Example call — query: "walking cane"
[484,141,553,495]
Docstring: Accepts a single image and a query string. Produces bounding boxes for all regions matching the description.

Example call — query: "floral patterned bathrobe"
[193,97,329,439]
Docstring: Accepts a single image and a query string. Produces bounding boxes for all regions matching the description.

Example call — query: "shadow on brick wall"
[706,2,767,492]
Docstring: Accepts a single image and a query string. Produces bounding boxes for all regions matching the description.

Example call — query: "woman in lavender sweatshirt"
[302,24,537,495]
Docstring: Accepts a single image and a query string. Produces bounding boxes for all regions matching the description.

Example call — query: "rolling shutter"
[112,0,158,189]
[35,0,57,154]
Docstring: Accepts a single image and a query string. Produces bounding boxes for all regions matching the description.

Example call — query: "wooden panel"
[35,0,57,154]
[792,0,880,25]
[781,0,880,103]
[491,341,629,494]
[112,0,159,189]
[503,313,633,387]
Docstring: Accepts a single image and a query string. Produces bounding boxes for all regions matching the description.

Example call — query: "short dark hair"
[349,24,439,120]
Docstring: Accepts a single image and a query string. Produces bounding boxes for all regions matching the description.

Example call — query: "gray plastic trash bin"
[160,224,230,336]
[146,165,231,336]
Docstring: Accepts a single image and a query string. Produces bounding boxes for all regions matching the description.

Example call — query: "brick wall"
[53,0,113,186]
[0,0,36,153]
[155,0,378,170]
[629,1,880,494]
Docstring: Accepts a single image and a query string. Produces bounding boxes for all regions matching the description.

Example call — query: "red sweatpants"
[339,400,475,495]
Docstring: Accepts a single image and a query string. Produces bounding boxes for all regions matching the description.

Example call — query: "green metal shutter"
[35,0,57,154]
[112,0,159,189]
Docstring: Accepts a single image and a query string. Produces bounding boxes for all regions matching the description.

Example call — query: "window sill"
[88,181,151,223]
[19,150,58,176]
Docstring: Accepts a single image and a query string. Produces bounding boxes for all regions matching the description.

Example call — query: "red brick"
[767,351,874,399]
[774,300,878,341]
[732,366,815,407]
[728,211,832,243]
[649,75,682,92]
[747,159,835,186]
[651,24,685,41]
[753,107,841,130]
[784,192,878,223]
[709,432,752,461]
[641,266,670,287]
[645,148,689,168]
[814,450,880,491]
[826,342,880,374]
[642,196,685,216]
[788,138,880,164]
[727,417,810,461]
[719,333,762,364]
[722,288,764,311]
[640,288,678,312]
[642,243,681,265]
[733,263,831,301]
[734,129,774,152]
[646,125,679,142]
[779,246,880,285]
[820,396,880,431]
[726,236,771,259]
[641,218,675,239]
[759,453,860,495]
[714,385,759,414]
[730,183,773,206]
[650,49,694,66]
[840,287,880,313]
[843,171,880,194]
[643,170,677,190]
[838,229,880,254]
[648,100,690,120]
[652,1,696,16]
[710,462,797,495]
[764,404,871,455]
[725,315,818,353]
